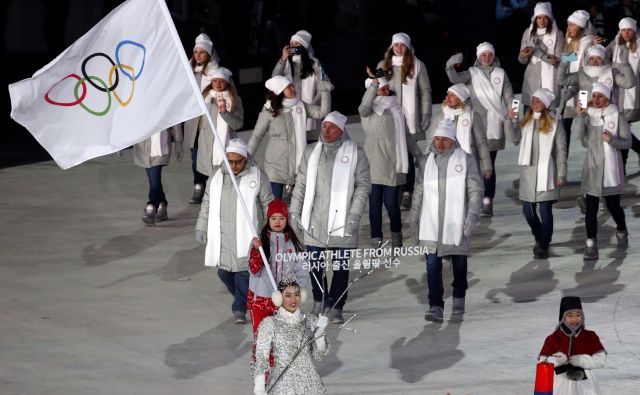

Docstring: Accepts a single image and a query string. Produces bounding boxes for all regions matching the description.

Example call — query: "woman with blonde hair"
[512,88,567,259]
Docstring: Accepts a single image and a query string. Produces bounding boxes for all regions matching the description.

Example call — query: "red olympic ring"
[44,74,87,106]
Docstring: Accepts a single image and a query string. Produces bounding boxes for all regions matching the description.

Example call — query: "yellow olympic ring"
[109,64,135,107]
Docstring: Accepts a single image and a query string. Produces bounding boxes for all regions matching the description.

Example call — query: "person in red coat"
[538,296,606,395]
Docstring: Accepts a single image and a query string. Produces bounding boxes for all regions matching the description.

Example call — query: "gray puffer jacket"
[571,106,631,197]
[445,60,516,151]
[516,117,567,202]
[195,95,245,176]
[133,125,183,168]
[248,81,333,185]
[290,133,371,249]
[410,144,483,257]
[358,83,418,186]
[196,161,273,272]
[518,26,564,107]
[606,40,640,121]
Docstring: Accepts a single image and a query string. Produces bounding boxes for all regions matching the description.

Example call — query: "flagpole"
[156,0,278,291]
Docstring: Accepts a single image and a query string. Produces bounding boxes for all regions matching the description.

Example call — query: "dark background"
[2,0,637,167]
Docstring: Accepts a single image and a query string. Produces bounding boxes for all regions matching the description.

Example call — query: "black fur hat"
[559,296,583,322]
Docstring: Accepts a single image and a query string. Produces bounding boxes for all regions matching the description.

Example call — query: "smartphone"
[578,90,589,108]
[511,99,520,118]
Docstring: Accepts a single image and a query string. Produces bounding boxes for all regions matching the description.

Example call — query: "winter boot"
[155,202,168,222]
[399,192,412,211]
[234,311,247,324]
[141,204,156,226]
[480,197,493,217]
[533,243,549,259]
[331,308,344,324]
[391,232,403,248]
[616,230,629,252]
[311,301,323,316]
[370,237,383,249]
[583,238,599,260]
[452,297,465,314]
[425,305,444,322]
[190,183,204,204]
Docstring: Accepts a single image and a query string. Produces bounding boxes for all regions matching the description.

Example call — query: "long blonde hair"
[520,108,554,133]
[201,81,239,113]
[564,27,584,53]
[618,33,638,53]
[383,48,416,84]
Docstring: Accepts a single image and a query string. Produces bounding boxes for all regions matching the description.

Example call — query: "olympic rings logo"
[44,40,146,116]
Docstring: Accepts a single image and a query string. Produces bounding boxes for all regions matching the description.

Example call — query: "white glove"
[446,53,464,68]
[195,230,207,245]
[551,352,568,366]
[463,214,479,237]
[344,214,360,236]
[253,374,267,395]
[569,354,598,369]
[317,79,334,92]
[314,315,329,352]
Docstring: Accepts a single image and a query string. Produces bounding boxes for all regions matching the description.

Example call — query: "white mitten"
[314,315,329,352]
[253,374,267,395]
[446,53,464,68]
[569,354,602,369]
[551,352,568,366]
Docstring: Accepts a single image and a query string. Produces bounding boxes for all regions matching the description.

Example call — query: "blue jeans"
[190,148,208,186]
[145,165,167,208]
[270,182,284,199]
[426,253,467,308]
[217,269,249,313]
[369,184,402,238]
[307,246,350,309]
[523,201,554,250]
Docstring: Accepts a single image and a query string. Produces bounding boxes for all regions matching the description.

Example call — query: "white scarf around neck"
[283,60,317,131]
[150,129,170,157]
[469,67,506,140]
[529,24,558,91]
[392,55,421,135]
[442,106,473,155]
[282,97,308,170]
[206,90,233,166]
[587,105,623,187]
[301,139,358,237]
[517,113,558,192]
[373,96,409,173]
[419,147,467,246]
[205,166,260,266]
[613,37,640,109]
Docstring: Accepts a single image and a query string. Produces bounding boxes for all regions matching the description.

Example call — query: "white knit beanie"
[433,119,457,141]
[619,17,637,31]
[587,45,606,60]
[225,138,249,158]
[476,42,495,58]
[447,83,471,102]
[204,67,232,82]
[391,32,412,48]
[265,75,292,95]
[532,88,555,108]
[365,78,389,89]
[532,2,553,22]
[567,10,589,28]
[290,30,312,48]
[323,111,347,132]
[194,33,213,56]
[592,82,612,99]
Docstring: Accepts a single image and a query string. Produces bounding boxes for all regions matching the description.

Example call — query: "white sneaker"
[141,204,156,226]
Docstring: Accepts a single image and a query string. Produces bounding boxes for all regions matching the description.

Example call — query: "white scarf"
[517,113,558,192]
[392,55,421,135]
[419,148,467,246]
[583,65,614,86]
[301,139,358,237]
[442,106,473,155]
[529,24,558,91]
[613,37,640,109]
[373,96,409,173]
[150,129,170,157]
[282,97,308,170]
[469,67,506,140]
[206,90,233,166]
[587,105,623,187]
[283,60,317,131]
[205,166,260,266]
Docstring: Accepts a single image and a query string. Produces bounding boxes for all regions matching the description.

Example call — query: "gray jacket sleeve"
[518,29,531,65]
[472,114,493,172]
[572,114,589,147]
[609,116,632,150]
[272,58,286,77]
[220,96,245,131]
[170,124,183,143]
[558,62,578,86]
[464,154,483,219]
[554,121,568,180]
[196,180,210,232]
[418,61,433,119]
[304,81,332,119]
[358,84,378,118]
[502,72,514,107]
[445,65,472,85]
[348,148,372,219]
[248,110,272,156]
[613,62,637,89]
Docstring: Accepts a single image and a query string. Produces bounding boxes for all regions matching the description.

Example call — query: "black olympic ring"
[81,53,119,93]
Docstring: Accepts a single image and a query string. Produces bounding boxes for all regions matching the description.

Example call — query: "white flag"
[8,0,204,169]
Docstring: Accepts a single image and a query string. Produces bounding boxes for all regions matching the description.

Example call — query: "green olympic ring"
[74,76,112,116]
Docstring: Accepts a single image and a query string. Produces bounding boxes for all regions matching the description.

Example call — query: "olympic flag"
[8,0,204,169]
